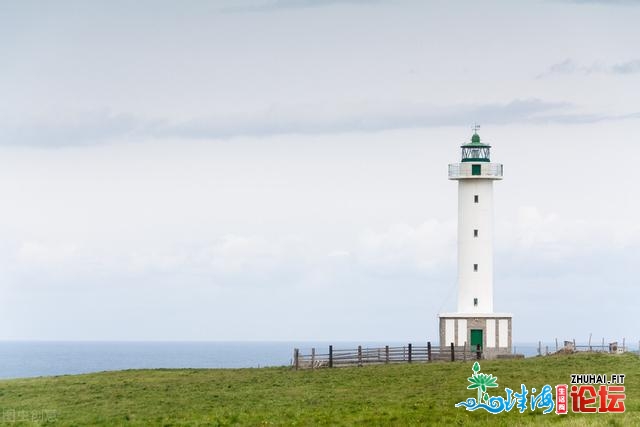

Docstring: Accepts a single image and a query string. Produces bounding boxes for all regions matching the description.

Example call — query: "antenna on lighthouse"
[472,123,481,134]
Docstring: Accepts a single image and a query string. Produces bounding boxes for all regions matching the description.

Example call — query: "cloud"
[0,111,143,148]
[327,249,351,258]
[153,98,570,138]
[201,234,288,276]
[561,0,640,5]
[496,206,640,279]
[529,111,640,125]
[355,220,456,277]
[220,0,384,13]
[1,234,309,291]
[16,241,81,270]
[545,59,579,74]
[124,234,312,282]
[538,58,640,77]
[611,59,640,74]
[6,97,640,148]
[0,99,576,147]
[2,221,455,290]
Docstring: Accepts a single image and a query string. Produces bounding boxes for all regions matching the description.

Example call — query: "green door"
[472,164,481,175]
[470,329,483,349]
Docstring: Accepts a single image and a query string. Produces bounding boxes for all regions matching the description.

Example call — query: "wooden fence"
[292,342,481,369]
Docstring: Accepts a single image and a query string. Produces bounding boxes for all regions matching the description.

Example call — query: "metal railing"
[448,163,503,179]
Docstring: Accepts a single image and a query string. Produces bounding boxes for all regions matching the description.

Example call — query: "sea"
[0,341,544,379]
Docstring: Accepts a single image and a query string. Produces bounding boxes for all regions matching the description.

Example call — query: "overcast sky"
[1,0,639,344]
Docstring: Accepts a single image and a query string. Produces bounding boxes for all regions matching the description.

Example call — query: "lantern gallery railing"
[448,163,503,179]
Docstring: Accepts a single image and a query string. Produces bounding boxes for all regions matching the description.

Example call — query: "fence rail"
[292,342,481,369]
[536,338,630,356]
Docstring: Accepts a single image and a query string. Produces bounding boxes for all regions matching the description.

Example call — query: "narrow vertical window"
[473,298,478,307]
[473,263,478,272]
[473,229,478,237]
[474,195,479,203]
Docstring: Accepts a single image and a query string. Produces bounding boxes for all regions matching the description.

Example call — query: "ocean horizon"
[0,340,554,380]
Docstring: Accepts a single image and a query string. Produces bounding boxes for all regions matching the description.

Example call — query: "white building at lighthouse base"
[438,313,512,359]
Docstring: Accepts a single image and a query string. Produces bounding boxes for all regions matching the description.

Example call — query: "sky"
[1,0,639,344]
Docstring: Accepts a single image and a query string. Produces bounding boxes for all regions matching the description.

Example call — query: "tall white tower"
[439,129,512,359]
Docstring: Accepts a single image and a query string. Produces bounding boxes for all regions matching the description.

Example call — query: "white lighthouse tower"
[439,127,512,359]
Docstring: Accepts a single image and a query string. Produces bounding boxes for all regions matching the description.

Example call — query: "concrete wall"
[457,179,494,313]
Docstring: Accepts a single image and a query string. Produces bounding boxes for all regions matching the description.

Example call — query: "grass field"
[0,352,637,426]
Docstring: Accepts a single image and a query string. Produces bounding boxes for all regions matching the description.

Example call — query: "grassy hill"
[0,352,637,426]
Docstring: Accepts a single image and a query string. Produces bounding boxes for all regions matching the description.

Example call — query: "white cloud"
[495,205,640,284]
[221,0,385,13]
[563,0,640,5]
[505,206,638,255]
[203,234,284,275]
[16,241,81,269]
[539,58,640,78]
[356,220,456,275]
[327,249,351,258]
[0,99,576,147]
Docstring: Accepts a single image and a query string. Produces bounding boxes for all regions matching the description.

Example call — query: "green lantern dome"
[460,132,491,162]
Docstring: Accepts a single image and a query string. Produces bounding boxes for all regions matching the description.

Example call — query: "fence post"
[427,341,432,362]
[329,345,333,368]
[358,345,362,367]
[450,342,455,362]
[385,345,389,363]
[476,344,481,360]
[311,348,315,369]
[294,348,299,370]
[408,343,412,363]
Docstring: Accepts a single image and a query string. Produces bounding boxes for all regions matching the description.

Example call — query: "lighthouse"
[439,127,512,359]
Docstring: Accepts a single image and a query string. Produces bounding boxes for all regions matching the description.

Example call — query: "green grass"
[0,352,637,426]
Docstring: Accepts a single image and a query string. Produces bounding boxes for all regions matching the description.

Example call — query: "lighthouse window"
[473,263,478,272]
[474,298,478,307]
[474,195,479,203]
[473,229,478,237]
